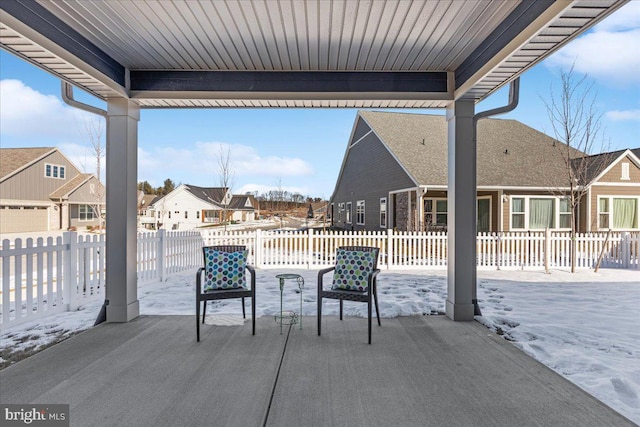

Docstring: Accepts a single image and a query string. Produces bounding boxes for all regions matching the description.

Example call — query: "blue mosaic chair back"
[202,247,248,291]
[332,248,378,292]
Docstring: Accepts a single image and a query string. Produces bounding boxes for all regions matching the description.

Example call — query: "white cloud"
[195,142,314,177]
[545,3,640,86]
[0,79,92,141]
[593,1,640,32]
[605,109,640,121]
[137,142,313,189]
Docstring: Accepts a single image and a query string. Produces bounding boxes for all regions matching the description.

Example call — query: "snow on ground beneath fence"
[0,267,639,423]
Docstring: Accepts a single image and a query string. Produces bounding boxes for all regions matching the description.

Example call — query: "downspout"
[472,77,520,316]
[61,81,109,325]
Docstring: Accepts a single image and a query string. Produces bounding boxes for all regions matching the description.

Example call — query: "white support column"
[105,98,140,322]
[446,100,476,321]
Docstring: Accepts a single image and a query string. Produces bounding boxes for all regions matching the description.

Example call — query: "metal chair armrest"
[196,267,205,296]
[317,266,335,291]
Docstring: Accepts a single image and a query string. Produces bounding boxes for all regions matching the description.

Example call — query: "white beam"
[446,100,476,321]
[105,98,140,322]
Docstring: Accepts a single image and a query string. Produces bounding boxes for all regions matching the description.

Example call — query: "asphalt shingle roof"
[0,147,55,181]
[358,111,585,188]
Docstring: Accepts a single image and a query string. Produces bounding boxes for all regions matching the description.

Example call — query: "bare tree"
[544,66,612,272]
[217,145,235,231]
[82,117,106,231]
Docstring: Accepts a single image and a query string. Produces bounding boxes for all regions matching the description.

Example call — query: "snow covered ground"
[1,267,638,424]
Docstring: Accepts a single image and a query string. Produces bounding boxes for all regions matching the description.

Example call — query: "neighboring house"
[330,111,639,233]
[0,147,105,233]
[148,184,256,230]
[576,148,640,231]
[137,192,162,229]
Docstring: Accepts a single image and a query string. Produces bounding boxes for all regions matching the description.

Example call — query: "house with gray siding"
[0,147,105,233]
[330,111,639,233]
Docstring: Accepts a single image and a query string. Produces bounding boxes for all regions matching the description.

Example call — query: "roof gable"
[358,111,583,188]
[0,147,56,181]
[49,174,95,200]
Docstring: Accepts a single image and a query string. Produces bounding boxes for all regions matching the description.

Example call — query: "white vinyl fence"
[1,229,637,328]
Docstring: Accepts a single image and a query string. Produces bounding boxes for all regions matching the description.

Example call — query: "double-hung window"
[598,197,639,229]
[511,197,573,230]
[346,202,352,224]
[356,200,365,225]
[380,198,387,228]
[79,204,94,221]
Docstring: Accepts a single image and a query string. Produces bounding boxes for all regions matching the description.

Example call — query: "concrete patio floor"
[1,315,635,427]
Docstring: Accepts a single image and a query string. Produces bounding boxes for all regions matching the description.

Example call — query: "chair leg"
[196,299,200,342]
[339,300,343,320]
[202,300,207,324]
[368,298,372,345]
[242,297,246,319]
[374,290,381,326]
[251,297,255,335]
[317,296,322,336]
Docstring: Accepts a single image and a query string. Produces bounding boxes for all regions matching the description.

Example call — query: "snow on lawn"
[1,267,638,424]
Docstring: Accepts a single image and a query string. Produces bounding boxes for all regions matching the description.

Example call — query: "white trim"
[356,200,365,225]
[508,195,572,231]
[621,162,630,180]
[345,201,352,224]
[389,187,420,195]
[379,197,387,228]
[349,130,373,148]
[588,182,640,187]
[596,195,640,231]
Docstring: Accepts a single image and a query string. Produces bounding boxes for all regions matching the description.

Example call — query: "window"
[346,202,352,224]
[185,211,188,219]
[477,198,490,233]
[380,198,387,228]
[338,203,345,222]
[44,163,66,179]
[599,197,639,229]
[621,162,630,180]
[356,200,365,225]
[197,211,200,219]
[79,204,94,221]
[559,198,572,229]
[423,199,448,230]
[511,197,574,230]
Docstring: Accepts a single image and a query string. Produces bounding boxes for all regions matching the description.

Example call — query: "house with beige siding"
[0,147,105,233]
[330,111,639,233]
[579,149,640,231]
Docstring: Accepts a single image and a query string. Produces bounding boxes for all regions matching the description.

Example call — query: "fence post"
[307,228,313,269]
[622,232,631,269]
[255,229,262,267]
[386,228,393,269]
[158,229,167,282]
[544,228,550,274]
[63,231,78,311]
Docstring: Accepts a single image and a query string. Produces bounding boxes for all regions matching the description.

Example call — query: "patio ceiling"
[0,0,627,108]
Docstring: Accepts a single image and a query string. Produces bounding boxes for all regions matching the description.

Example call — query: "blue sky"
[1,2,639,199]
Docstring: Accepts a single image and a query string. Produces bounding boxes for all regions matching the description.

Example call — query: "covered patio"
[0,0,630,324]
[0,1,634,425]
[1,316,633,426]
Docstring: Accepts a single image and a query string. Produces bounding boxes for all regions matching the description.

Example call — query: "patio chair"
[196,245,256,341]
[317,246,381,344]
